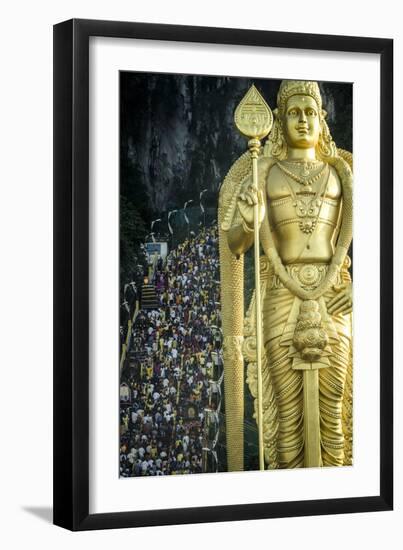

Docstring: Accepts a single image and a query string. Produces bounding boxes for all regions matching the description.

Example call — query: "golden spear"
[234,85,273,470]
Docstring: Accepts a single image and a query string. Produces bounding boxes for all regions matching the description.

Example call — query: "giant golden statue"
[218,81,353,471]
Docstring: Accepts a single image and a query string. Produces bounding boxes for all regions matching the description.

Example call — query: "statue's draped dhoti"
[247,260,353,468]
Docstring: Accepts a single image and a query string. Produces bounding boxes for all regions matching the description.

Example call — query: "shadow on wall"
[22,506,53,524]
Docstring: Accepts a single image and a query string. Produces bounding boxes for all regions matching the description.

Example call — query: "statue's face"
[283,94,321,149]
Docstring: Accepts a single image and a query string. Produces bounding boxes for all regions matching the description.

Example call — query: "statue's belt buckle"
[296,264,320,287]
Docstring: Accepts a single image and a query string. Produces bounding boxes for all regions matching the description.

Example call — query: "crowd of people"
[120,226,222,477]
[120,259,148,346]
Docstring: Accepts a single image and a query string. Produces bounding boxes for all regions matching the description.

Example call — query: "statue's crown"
[277,80,322,115]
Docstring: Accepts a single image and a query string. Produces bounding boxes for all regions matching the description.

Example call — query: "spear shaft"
[250,139,264,471]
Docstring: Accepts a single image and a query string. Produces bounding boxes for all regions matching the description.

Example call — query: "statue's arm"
[226,157,270,257]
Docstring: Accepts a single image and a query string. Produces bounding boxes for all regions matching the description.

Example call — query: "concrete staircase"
[141,283,158,310]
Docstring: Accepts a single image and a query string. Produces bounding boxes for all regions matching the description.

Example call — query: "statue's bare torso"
[266,162,342,265]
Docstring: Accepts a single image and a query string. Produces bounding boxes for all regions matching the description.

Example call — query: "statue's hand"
[237,184,265,230]
[327,283,352,316]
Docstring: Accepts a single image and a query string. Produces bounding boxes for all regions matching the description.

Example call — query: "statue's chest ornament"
[277,160,326,190]
[294,197,322,234]
[276,161,331,234]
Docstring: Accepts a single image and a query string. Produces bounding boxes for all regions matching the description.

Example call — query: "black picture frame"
[53,18,393,531]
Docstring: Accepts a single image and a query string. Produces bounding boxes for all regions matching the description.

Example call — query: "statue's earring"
[318,116,336,158]
[265,109,287,159]
[319,110,327,135]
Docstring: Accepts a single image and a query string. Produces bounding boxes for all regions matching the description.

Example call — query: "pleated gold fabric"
[259,271,352,468]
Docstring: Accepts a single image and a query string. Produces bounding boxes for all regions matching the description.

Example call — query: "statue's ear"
[273,107,279,119]
[321,109,328,119]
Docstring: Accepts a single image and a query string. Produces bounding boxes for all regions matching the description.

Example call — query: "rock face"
[120,73,352,219]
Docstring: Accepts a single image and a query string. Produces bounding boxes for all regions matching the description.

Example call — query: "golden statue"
[218,81,353,471]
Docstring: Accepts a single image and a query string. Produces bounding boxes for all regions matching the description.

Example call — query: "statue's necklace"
[277,160,326,189]
[277,163,330,234]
